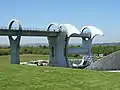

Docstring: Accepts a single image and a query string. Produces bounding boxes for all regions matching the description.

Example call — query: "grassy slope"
[0,55,120,90]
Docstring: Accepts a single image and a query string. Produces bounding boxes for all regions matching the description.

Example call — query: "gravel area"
[86,51,120,70]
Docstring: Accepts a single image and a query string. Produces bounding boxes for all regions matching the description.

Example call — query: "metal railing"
[0,26,58,32]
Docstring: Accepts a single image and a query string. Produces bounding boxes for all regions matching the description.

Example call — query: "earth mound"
[86,51,120,70]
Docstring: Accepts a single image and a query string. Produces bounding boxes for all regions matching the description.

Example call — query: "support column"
[9,38,21,64]
[47,23,69,67]
[82,38,92,55]
[82,38,93,63]
[80,25,104,64]
[48,33,69,67]
[8,19,22,64]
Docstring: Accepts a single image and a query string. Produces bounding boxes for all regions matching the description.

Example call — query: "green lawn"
[20,54,49,62]
[0,54,49,65]
[0,55,120,90]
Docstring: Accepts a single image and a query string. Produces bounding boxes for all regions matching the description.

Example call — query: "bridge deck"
[0,28,90,38]
[0,29,59,36]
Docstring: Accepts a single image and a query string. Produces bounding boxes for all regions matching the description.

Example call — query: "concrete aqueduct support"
[47,23,69,67]
[8,19,22,64]
[80,26,104,63]
[47,23,104,67]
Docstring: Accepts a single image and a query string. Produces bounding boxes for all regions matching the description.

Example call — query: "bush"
[0,49,10,56]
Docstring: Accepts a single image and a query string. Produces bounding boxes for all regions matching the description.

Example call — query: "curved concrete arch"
[47,23,60,31]
[8,19,22,41]
[80,25,104,39]
[59,24,81,37]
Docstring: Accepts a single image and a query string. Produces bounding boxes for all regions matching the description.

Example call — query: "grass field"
[0,54,49,65]
[0,54,120,90]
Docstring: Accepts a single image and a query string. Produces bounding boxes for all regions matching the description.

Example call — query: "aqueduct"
[0,19,104,67]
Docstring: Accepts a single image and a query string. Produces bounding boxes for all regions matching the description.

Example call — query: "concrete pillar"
[82,38,93,63]
[47,23,69,67]
[80,25,104,64]
[48,33,69,67]
[82,38,92,55]
[8,19,22,64]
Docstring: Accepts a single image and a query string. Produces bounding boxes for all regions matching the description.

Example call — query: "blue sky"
[0,0,120,44]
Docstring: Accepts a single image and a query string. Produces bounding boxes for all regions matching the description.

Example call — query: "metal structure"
[0,19,104,67]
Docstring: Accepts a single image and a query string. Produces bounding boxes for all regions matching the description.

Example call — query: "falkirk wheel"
[47,23,104,68]
[6,19,104,68]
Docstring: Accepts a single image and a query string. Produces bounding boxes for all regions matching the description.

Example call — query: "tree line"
[0,45,120,56]
[92,45,120,56]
